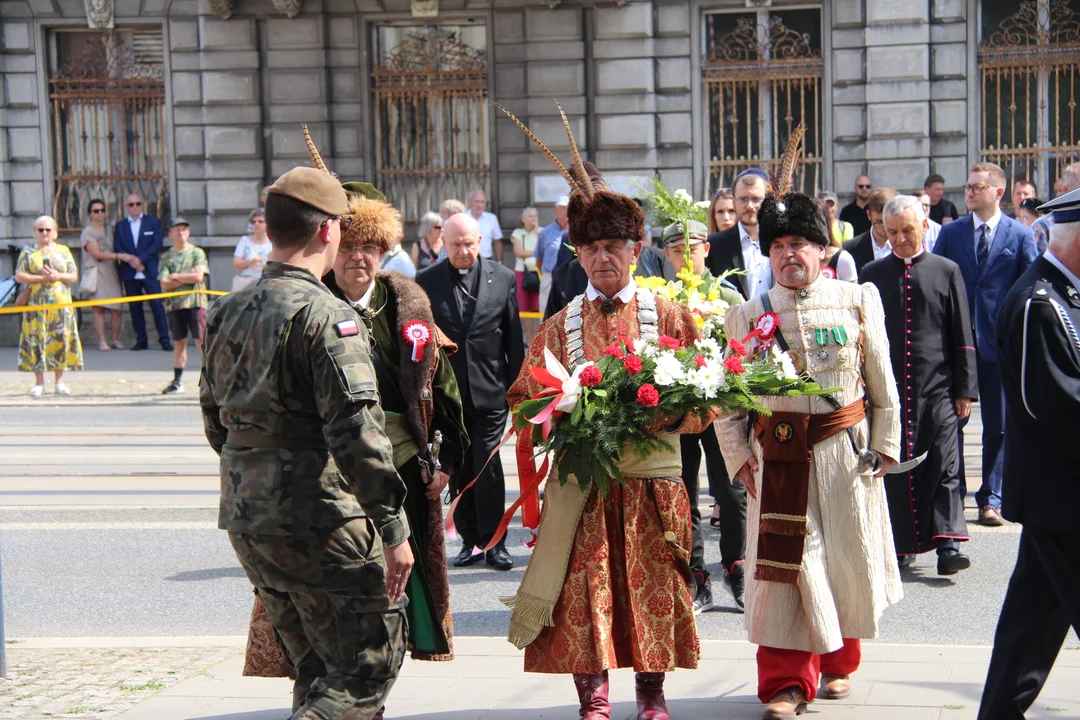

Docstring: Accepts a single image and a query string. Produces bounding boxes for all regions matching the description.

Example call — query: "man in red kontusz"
[501,105,717,720]
[716,192,902,719]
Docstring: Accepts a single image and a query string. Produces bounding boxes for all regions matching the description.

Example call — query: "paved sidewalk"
[1,637,1063,720]
[0,347,200,406]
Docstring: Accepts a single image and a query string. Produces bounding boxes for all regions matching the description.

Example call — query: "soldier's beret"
[661,219,709,248]
[268,167,349,216]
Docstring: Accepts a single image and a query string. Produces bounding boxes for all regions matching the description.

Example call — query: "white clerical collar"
[894,248,926,265]
[585,279,636,303]
[348,283,375,310]
[974,209,1002,234]
[1044,249,1080,294]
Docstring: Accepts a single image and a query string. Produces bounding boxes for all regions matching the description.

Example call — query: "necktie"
[977,224,990,268]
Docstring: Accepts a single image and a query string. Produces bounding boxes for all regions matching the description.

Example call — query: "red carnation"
[728,339,748,357]
[636,383,660,407]
[620,335,636,353]
[658,335,681,351]
[579,366,603,387]
[724,355,746,374]
[623,354,643,375]
[603,344,625,360]
[694,354,707,368]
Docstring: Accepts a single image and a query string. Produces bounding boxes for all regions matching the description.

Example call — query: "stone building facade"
[1,0,1077,285]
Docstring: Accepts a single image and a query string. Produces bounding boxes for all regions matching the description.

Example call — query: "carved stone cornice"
[207,0,234,19]
[271,0,302,18]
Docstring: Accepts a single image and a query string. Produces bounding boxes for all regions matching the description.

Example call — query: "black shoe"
[485,542,513,571]
[897,554,916,568]
[453,545,483,567]
[130,341,148,351]
[937,550,971,576]
[161,340,174,351]
[693,576,714,615]
[162,379,184,395]
[722,561,746,612]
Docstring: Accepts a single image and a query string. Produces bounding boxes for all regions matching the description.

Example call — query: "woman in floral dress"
[15,215,83,397]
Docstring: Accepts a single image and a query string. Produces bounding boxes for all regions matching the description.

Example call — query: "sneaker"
[162,380,184,395]
[29,385,44,399]
[693,577,714,615]
[722,561,746,612]
[54,383,70,396]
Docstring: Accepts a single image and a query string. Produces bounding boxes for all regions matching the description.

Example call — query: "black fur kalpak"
[757,192,831,254]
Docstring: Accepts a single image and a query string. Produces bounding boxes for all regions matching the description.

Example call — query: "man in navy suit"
[933,163,1037,526]
[114,193,172,351]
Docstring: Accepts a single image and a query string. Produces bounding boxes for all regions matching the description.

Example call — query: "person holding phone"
[15,216,83,397]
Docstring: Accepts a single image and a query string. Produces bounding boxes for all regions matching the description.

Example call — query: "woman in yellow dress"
[15,215,83,397]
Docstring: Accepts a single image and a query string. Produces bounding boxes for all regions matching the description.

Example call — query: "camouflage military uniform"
[200,261,410,720]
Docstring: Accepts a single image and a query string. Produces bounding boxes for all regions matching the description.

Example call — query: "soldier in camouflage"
[199,166,413,720]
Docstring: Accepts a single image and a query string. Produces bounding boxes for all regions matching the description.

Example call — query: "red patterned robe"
[506,290,713,674]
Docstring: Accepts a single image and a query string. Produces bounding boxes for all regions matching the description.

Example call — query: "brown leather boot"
[819,673,851,699]
[763,686,807,719]
[573,673,611,719]
[634,672,669,720]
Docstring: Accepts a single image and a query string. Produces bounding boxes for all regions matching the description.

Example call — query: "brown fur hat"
[342,195,402,254]
[567,162,645,246]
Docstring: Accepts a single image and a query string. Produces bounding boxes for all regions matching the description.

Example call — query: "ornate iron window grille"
[979,0,1080,194]
[703,15,823,195]
[372,28,490,225]
[48,29,169,232]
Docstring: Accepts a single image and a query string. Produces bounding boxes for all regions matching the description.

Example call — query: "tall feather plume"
[493,102,581,196]
[302,123,329,174]
[553,98,593,200]
[773,122,806,197]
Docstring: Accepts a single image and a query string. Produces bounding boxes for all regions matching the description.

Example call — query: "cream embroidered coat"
[715,275,903,654]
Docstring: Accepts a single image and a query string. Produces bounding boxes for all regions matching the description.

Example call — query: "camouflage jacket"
[199,261,410,545]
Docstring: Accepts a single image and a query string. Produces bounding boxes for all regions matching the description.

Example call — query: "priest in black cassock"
[860,194,978,577]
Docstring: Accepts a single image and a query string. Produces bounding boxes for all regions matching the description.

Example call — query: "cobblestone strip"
[0,646,235,719]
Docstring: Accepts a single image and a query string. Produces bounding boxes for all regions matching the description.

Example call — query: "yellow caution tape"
[0,289,228,315]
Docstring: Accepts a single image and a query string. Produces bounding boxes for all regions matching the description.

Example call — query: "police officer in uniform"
[978,187,1080,720]
[200,167,413,720]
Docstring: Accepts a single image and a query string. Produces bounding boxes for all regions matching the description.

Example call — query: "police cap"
[267,167,349,216]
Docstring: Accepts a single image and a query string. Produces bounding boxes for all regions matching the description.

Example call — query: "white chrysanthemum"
[652,353,686,386]
[777,351,798,380]
[689,362,726,399]
[694,336,722,358]
[694,200,711,210]
[639,340,659,360]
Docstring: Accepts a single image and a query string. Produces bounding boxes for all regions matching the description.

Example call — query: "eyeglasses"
[321,216,353,229]
[857,184,872,190]
[338,243,380,256]
[90,208,105,214]
[964,183,992,194]
[433,225,443,230]
[34,227,54,233]
[127,201,142,207]
[736,196,765,207]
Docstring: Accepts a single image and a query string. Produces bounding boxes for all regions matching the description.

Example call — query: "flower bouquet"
[513,322,830,495]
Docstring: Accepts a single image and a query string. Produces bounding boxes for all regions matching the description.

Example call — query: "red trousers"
[757,638,861,703]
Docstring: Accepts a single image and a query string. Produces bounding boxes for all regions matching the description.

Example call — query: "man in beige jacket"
[715,192,902,719]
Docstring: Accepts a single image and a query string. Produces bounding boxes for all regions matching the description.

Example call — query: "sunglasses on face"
[321,216,354,229]
[90,208,105,214]
[857,184,872,190]
[433,225,443,230]
[35,227,53,233]
[964,183,992,194]
[127,201,142,207]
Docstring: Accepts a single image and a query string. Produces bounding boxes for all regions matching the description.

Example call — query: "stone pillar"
[832,0,941,200]
[929,0,970,204]
[0,18,46,271]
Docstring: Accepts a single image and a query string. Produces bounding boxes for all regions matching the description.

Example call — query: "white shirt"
[835,250,858,282]
[585,279,636,303]
[128,214,145,279]
[973,209,1003,255]
[473,211,503,259]
[1044,249,1080,293]
[924,218,942,253]
[739,222,772,297]
[871,233,892,262]
[380,246,416,278]
[348,283,376,310]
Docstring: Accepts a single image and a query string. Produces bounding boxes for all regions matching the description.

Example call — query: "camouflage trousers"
[229,517,407,720]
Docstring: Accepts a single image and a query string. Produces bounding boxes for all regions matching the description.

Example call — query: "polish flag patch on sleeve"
[335,319,360,337]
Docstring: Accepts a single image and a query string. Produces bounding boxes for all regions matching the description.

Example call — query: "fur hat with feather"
[755,123,827,253]
[496,101,644,245]
[301,124,401,253]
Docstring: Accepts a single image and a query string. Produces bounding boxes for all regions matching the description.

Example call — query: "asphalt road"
[2,406,1069,649]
